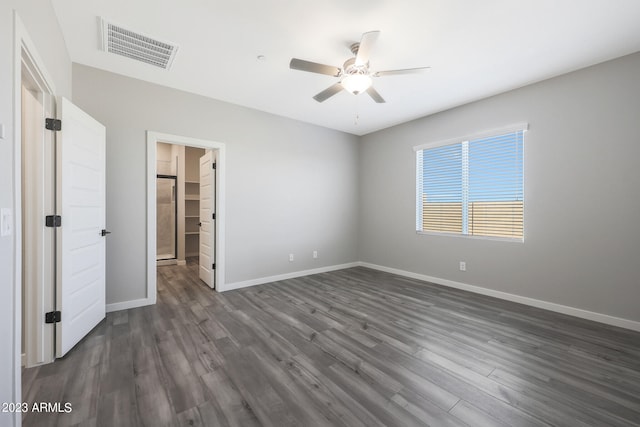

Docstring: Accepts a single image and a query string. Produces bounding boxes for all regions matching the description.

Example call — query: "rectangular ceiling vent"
[100,18,178,70]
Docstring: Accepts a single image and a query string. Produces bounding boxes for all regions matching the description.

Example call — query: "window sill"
[416,230,524,243]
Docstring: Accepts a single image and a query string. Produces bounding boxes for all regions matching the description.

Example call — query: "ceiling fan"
[289,31,430,103]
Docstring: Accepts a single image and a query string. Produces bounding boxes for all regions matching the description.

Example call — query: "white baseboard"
[221,262,360,292]
[358,262,640,332]
[106,297,155,313]
[104,260,640,332]
[177,259,187,266]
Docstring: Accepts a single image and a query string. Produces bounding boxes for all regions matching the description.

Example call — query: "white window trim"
[413,122,529,151]
[416,230,524,243]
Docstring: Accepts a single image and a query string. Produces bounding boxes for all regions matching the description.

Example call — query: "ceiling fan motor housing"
[341,58,372,95]
[343,57,369,75]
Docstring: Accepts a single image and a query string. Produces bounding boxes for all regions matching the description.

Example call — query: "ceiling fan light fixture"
[290,30,429,103]
[341,73,373,95]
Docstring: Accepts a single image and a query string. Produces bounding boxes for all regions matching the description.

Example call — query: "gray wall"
[3,7,639,419]
[71,64,360,304]
[0,1,72,424]
[359,52,640,322]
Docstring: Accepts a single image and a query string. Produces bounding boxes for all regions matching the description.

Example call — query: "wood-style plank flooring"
[23,260,640,426]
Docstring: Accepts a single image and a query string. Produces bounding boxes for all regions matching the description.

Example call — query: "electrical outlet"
[289,253,294,262]
[313,250,318,259]
[459,261,466,272]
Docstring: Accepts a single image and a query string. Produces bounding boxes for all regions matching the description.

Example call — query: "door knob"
[101,229,111,237]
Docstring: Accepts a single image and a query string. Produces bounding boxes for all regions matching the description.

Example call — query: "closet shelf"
[184,147,205,260]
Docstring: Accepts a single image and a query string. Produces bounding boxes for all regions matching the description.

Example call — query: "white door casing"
[199,150,215,288]
[146,132,225,300]
[21,85,56,367]
[55,97,106,357]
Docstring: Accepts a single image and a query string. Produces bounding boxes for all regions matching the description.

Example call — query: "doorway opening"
[15,18,107,424]
[146,132,225,300]
[15,18,108,378]
[20,92,107,371]
[155,143,209,269]
[18,29,57,370]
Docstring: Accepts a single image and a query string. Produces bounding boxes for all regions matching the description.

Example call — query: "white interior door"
[199,150,215,288]
[55,97,106,358]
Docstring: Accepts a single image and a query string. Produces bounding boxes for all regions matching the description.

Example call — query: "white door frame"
[21,70,56,368]
[146,132,226,301]
[12,10,58,426]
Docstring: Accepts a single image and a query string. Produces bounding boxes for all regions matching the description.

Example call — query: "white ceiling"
[51,0,640,136]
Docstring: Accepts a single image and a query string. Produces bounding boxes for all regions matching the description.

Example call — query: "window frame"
[414,123,528,242]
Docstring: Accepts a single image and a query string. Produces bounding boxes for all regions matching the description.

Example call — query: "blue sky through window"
[422,131,523,203]
[422,144,462,203]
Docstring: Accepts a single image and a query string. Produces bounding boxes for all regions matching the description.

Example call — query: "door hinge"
[45,311,61,324]
[212,162,216,170]
[212,263,215,270]
[45,118,62,131]
[45,215,62,227]
[212,213,216,220]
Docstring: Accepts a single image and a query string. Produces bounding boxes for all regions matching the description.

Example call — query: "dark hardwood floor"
[23,260,640,426]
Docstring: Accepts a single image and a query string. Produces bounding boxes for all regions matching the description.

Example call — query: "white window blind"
[416,127,525,240]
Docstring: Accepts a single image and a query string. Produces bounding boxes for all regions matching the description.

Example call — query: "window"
[415,125,526,240]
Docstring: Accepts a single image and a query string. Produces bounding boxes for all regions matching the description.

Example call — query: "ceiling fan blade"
[366,86,386,103]
[355,31,380,66]
[373,66,431,77]
[313,83,344,103]
[290,58,341,77]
